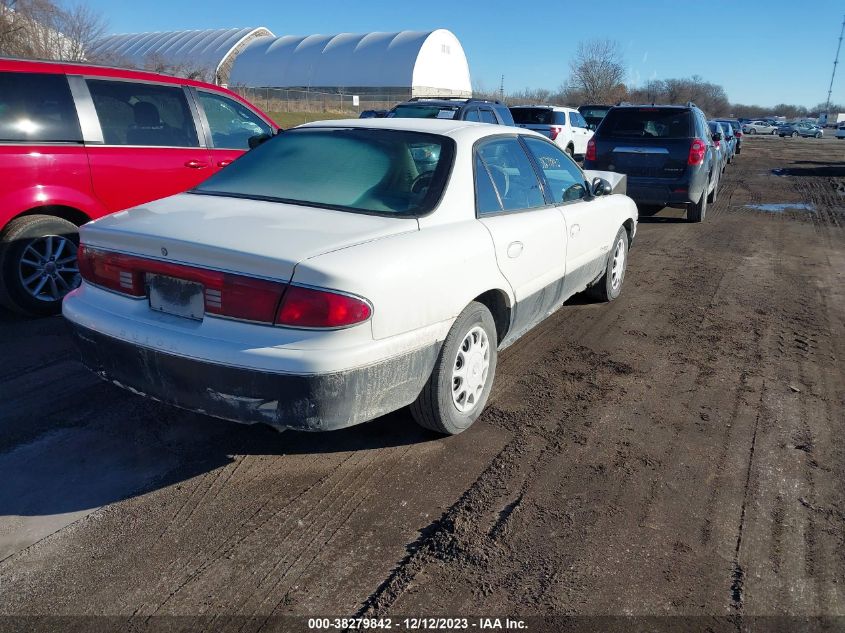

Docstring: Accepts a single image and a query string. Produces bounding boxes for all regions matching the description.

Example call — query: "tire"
[588,226,628,302]
[0,215,80,316]
[707,170,719,203]
[791,132,798,138]
[815,132,822,139]
[566,144,574,157]
[772,129,777,135]
[688,181,708,223]
[410,302,498,435]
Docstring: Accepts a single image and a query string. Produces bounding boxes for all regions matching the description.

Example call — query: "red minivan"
[0,58,278,315]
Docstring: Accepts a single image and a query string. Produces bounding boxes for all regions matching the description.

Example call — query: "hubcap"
[610,237,626,291]
[17,235,80,302]
[451,325,490,414]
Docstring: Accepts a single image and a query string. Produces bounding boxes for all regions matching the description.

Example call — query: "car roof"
[509,104,577,113]
[296,117,545,142]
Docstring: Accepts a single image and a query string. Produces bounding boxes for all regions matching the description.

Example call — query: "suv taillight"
[585,137,597,162]
[688,138,707,166]
[549,125,563,140]
[734,130,742,137]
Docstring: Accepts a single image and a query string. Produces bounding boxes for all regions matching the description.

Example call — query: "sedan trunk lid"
[80,193,419,281]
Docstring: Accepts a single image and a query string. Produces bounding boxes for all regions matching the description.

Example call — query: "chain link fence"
[230,87,413,115]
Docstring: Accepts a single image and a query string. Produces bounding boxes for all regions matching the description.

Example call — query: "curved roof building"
[89,27,275,84]
[229,29,471,96]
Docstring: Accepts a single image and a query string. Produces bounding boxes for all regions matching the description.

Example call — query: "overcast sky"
[84,0,845,108]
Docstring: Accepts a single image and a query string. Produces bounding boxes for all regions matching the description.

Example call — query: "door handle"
[507,241,524,258]
[570,224,581,237]
[217,160,233,168]
[184,160,209,169]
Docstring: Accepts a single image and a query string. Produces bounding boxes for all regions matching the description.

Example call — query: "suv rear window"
[598,108,692,139]
[510,108,555,125]
[0,72,81,142]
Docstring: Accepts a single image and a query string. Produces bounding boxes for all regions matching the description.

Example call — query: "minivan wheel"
[410,301,497,435]
[688,183,708,223]
[0,215,80,316]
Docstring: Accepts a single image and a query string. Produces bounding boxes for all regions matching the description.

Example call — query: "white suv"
[509,105,594,158]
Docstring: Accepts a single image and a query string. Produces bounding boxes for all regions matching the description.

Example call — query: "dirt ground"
[0,135,843,632]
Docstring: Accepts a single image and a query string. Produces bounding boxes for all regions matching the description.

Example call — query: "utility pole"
[825,14,845,118]
[499,75,504,101]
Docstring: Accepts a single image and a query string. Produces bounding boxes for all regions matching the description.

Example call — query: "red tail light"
[276,285,371,329]
[714,140,721,149]
[585,137,597,161]
[78,246,371,328]
[549,125,563,140]
[735,130,743,137]
[688,138,707,166]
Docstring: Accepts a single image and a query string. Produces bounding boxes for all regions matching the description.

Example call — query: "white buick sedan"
[63,118,637,435]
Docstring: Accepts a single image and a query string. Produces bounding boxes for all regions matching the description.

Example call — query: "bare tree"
[0,0,106,61]
[567,39,627,104]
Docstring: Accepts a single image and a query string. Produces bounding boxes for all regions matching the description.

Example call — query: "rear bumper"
[67,322,438,431]
[624,176,704,207]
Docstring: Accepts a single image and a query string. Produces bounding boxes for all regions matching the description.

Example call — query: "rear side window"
[598,108,692,139]
[510,108,553,125]
[479,109,497,124]
[0,72,81,142]
[476,137,545,212]
[569,112,588,128]
[87,79,199,147]
[464,108,481,122]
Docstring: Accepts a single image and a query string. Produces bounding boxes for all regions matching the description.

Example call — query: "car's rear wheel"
[0,215,81,316]
[410,301,497,435]
[772,129,777,135]
[588,226,628,302]
[791,131,798,138]
[749,128,757,134]
[566,144,574,158]
[688,182,708,223]
[815,132,822,138]
[707,171,719,203]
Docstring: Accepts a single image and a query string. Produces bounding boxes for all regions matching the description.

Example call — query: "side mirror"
[591,177,613,197]
[248,133,273,149]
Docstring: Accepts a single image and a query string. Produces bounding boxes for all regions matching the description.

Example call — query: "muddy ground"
[0,135,843,632]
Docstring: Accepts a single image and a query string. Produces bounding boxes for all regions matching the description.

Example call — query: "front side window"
[0,72,81,142]
[475,137,544,212]
[87,79,199,147]
[193,128,454,216]
[523,137,587,203]
[198,91,271,150]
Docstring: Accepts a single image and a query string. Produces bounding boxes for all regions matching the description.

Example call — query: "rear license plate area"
[147,274,204,320]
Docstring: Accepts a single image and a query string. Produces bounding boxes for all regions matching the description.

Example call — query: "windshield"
[598,108,692,138]
[388,104,460,120]
[192,128,455,216]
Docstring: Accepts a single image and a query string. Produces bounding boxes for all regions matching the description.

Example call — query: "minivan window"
[87,79,199,147]
[598,108,692,139]
[479,109,497,124]
[0,72,81,142]
[193,128,454,216]
[198,91,271,150]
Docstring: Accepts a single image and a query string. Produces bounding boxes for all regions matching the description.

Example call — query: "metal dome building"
[229,30,472,97]
[89,27,275,84]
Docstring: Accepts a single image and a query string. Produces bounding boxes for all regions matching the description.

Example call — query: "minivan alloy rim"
[452,325,490,413]
[18,235,80,302]
[610,237,626,290]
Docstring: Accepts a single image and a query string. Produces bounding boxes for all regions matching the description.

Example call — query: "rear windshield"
[597,108,692,139]
[579,106,611,120]
[717,120,740,131]
[510,108,556,125]
[388,104,460,120]
[192,128,454,217]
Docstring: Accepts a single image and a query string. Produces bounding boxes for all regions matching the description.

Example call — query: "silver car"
[742,120,778,135]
